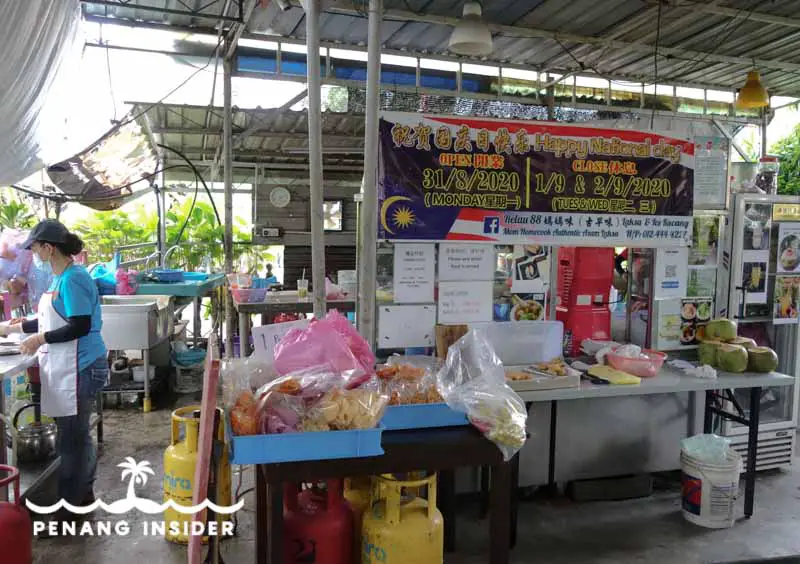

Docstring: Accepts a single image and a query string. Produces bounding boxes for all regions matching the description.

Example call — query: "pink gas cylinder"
[0,465,32,564]
[283,479,354,564]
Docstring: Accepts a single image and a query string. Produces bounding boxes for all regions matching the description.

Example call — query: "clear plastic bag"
[221,357,259,436]
[437,328,528,461]
[377,355,443,405]
[254,366,387,434]
[244,355,278,390]
[325,277,346,300]
[221,357,250,410]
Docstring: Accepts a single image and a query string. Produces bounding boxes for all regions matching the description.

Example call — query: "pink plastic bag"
[0,229,32,281]
[273,322,363,379]
[322,310,375,375]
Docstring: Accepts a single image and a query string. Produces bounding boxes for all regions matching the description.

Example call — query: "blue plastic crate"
[183,271,209,282]
[381,403,469,431]
[152,269,184,283]
[226,416,384,465]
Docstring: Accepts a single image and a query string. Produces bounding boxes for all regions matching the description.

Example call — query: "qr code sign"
[665,265,677,278]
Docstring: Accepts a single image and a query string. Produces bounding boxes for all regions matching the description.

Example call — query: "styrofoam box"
[470,321,564,366]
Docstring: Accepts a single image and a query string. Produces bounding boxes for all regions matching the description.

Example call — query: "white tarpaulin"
[0,0,82,185]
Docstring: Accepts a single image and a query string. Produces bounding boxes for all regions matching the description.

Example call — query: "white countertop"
[516,364,795,402]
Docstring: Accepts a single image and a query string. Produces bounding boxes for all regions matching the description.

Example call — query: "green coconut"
[716,344,749,373]
[697,340,722,366]
[747,346,779,373]
[705,318,738,342]
[726,336,757,350]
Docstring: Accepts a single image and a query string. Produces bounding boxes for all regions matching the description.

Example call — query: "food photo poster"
[774,276,800,325]
[777,223,800,275]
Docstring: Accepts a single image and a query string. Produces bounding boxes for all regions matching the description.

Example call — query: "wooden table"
[255,426,514,564]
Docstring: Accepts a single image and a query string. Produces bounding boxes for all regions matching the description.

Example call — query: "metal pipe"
[305,0,327,318]
[357,0,381,345]
[158,180,167,266]
[223,47,235,356]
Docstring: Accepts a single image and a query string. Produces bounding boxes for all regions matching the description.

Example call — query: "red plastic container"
[0,465,32,564]
[606,349,667,378]
[283,479,353,564]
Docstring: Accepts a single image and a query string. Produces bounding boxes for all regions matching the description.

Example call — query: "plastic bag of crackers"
[250,366,388,435]
[376,355,444,405]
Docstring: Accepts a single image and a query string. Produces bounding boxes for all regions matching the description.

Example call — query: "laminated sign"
[378,112,694,247]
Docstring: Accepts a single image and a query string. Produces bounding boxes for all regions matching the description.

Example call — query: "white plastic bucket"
[680,448,742,529]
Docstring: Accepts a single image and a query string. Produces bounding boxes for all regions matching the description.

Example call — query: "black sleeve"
[43,316,92,344]
[22,319,39,334]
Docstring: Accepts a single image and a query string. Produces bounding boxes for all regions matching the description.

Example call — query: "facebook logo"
[483,217,500,234]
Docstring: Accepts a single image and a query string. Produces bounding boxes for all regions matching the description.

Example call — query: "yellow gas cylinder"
[345,476,372,558]
[163,405,232,544]
[361,474,443,564]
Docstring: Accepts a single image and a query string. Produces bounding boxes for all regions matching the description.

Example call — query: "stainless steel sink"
[101,295,174,350]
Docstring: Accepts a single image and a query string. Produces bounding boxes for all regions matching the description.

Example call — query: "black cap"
[22,220,71,250]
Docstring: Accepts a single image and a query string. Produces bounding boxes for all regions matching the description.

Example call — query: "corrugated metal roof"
[82,0,244,27]
[84,0,800,95]
[136,101,366,174]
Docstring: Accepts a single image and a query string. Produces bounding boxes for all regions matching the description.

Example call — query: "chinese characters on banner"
[378,112,694,247]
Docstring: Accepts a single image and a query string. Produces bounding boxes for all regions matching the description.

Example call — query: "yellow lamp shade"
[736,71,769,109]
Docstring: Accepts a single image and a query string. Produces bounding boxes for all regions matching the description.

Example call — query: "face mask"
[32,247,51,270]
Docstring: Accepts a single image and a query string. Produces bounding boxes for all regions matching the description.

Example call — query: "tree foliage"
[68,196,268,270]
[0,189,37,230]
[771,123,800,196]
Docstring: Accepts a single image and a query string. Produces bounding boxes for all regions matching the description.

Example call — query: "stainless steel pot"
[5,403,57,464]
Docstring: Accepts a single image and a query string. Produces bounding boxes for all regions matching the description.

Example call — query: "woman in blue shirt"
[1,220,108,520]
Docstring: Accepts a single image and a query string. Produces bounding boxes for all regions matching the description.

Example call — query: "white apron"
[37,288,79,417]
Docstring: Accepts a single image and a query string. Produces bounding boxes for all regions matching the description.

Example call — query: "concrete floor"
[28,399,800,564]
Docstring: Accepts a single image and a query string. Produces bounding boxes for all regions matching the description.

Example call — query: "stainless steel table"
[0,353,38,501]
[503,366,795,531]
[0,354,103,503]
[233,295,356,357]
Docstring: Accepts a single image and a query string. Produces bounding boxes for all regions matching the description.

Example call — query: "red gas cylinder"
[0,465,32,564]
[283,479,353,564]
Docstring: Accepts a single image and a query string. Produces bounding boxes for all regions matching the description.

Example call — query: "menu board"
[438,281,492,324]
[393,243,435,303]
[692,136,729,209]
[438,244,494,281]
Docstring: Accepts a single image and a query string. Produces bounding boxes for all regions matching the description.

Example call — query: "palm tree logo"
[118,457,155,501]
[27,456,244,516]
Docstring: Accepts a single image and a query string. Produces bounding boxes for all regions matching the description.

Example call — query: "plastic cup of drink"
[297,279,308,298]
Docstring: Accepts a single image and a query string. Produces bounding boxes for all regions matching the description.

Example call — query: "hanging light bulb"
[735,70,769,109]
[448,1,493,56]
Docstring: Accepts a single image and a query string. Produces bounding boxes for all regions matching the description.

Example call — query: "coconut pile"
[697,318,778,374]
